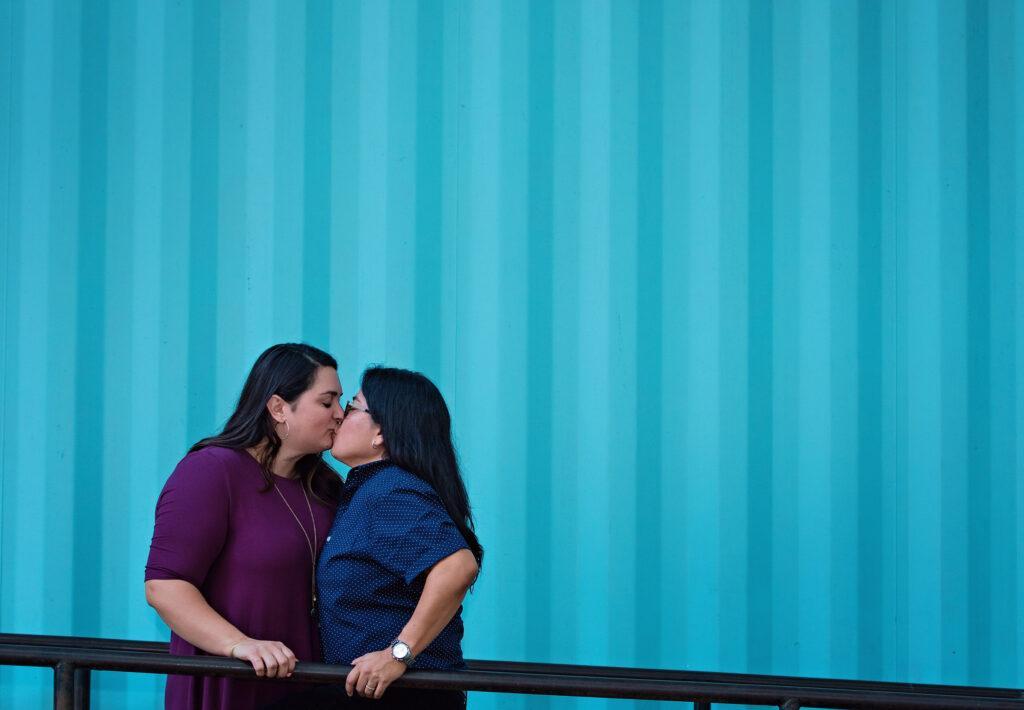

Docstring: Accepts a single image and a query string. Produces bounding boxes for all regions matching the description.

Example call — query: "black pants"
[264,683,467,710]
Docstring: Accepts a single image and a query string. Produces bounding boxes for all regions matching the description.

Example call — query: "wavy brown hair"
[190,343,342,504]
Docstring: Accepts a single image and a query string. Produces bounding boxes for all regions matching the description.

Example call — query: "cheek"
[295,407,334,441]
[306,406,333,425]
[335,421,365,446]
[331,426,356,454]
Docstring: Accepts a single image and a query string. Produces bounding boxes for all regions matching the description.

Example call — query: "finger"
[266,647,286,676]
[272,645,293,678]
[374,680,389,700]
[248,654,267,678]
[282,647,297,676]
[345,666,359,696]
[260,649,280,678]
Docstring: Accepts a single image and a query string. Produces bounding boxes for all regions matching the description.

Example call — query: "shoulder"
[365,464,434,497]
[166,446,255,493]
[363,465,448,520]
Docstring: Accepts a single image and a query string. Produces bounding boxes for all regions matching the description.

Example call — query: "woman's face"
[330,389,384,467]
[277,366,344,454]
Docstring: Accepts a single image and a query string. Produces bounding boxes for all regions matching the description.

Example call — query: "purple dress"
[145,446,337,710]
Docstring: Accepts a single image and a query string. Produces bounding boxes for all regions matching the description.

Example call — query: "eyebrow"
[320,390,340,397]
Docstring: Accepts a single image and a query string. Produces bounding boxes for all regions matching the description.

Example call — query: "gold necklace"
[273,480,319,617]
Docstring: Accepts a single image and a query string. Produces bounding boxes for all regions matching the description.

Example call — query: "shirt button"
[326,536,331,542]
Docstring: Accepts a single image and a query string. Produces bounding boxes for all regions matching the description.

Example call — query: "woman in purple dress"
[145,343,345,709]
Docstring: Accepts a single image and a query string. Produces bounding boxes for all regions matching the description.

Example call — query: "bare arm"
[145,579,296,678]
[398,548,479,657]
[346,548,479,698]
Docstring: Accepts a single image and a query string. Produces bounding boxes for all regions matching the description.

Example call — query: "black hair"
[361,366,483,568]
[190,343,342,504]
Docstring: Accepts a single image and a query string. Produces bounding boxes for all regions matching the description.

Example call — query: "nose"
[334,400,345,423]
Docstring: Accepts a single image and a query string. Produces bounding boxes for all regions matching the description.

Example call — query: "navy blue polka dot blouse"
[316,459,470,670]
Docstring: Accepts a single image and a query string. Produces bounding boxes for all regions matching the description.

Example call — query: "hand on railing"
[228,638,297,678]
[346,648,408,699]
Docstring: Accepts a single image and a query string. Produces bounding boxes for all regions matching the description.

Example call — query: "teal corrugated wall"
[1,1,1022,708]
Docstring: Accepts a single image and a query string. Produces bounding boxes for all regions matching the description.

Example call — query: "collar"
[343,458,393,494]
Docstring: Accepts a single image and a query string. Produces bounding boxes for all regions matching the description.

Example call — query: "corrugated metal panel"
[1,1,1021,707]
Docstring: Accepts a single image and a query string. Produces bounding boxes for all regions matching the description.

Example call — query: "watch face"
[393,642,410,659]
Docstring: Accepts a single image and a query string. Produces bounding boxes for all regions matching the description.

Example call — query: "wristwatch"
[390,639,415,667]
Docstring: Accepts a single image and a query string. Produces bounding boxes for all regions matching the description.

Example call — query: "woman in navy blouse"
[274,366,482,708]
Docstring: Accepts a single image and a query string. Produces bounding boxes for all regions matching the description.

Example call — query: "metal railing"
[0,634,1021,709]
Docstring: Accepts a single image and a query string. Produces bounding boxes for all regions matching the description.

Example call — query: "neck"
[248,441,305,479]
[349,452,387,468]
[273,448,304,478]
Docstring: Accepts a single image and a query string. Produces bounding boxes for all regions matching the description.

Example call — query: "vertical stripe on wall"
[988,0,1018,686]
[327,0,360,377]
[549,0,581,671]
[938,0,969,684]
[966,0,992,685]
[385,1,416,364]
[526,0,554,682]
[128,2,167,702]
[608,0,639,672]
[796,0,831,676]
[659,0,690,684]
[0,0,13,646]
[634,0,662,672]
[718,0,749,677]
[186,0,218,444]
[905,0,943,681]
[829,0,858,678]
[73,0,108,637]
[855,0,885,681]
[38,0,65,648]
[746,0,774,676]
[101,9,137,703]
[215,0,248,405]
[414,0,444,379]
[303,0,333,348]
[772,0,801,676]
[0,2,1022,707]
[498,0,529,686]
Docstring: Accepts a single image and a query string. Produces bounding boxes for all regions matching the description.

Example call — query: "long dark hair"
[191,343,342,505]
[362,367,483,568]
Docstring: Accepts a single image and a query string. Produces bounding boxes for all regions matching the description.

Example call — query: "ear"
[372,430,385,450]
[266,394,289,424]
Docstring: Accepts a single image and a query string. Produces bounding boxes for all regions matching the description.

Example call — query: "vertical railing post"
[53,661,75,710]
[693,701,712,710]
[73,667,91,710]
[780,699,800,710]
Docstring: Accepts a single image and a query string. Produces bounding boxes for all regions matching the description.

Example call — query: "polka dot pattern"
[317,460,470,670]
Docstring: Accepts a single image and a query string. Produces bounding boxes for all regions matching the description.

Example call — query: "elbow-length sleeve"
[144,450,231,588]
[371,485,470,586]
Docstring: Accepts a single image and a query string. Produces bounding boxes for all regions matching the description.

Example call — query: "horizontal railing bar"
[466,659,1023,699]
[1,633,1021,702]
[1,644,1021,709]
[0,634,166,654]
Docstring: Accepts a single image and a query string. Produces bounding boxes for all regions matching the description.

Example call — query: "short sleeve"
[371,485,469,586]
[144,451,231,587]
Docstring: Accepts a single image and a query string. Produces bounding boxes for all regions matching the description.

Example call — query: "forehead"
[307,366,341,394]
